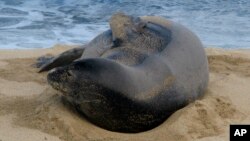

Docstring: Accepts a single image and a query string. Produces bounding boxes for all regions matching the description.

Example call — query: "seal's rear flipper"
[37,47,85,73]
[34,55,54,68]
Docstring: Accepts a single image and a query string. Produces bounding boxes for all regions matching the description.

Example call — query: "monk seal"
[38,13,209,133]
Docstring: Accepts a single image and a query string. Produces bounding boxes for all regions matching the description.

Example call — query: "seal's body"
[39,13,208,133]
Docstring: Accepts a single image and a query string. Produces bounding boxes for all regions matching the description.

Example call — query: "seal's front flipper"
[38,47,85,73]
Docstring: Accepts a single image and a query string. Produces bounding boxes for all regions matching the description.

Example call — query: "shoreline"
[0,45,250,141]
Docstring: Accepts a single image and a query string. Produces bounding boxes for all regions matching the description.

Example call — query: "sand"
[0,45,250,141]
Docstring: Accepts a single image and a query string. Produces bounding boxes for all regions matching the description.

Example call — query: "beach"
[0,45,250,141]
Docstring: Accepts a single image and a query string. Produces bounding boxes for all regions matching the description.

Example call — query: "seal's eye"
[139,22,147,29]
[135,22,147,34]
[111,38,122,48]
[66,71,71,76]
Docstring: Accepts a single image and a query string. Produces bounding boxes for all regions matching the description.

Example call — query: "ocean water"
[0,0,249,49]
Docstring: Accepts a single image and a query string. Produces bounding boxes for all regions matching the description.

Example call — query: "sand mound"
[0,45,250,141]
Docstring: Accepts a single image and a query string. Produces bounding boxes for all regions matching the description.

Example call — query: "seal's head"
[109,12,171,53]
[109,12,146,44]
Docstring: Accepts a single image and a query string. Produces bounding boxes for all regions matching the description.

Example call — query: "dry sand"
[0,45,250,141]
